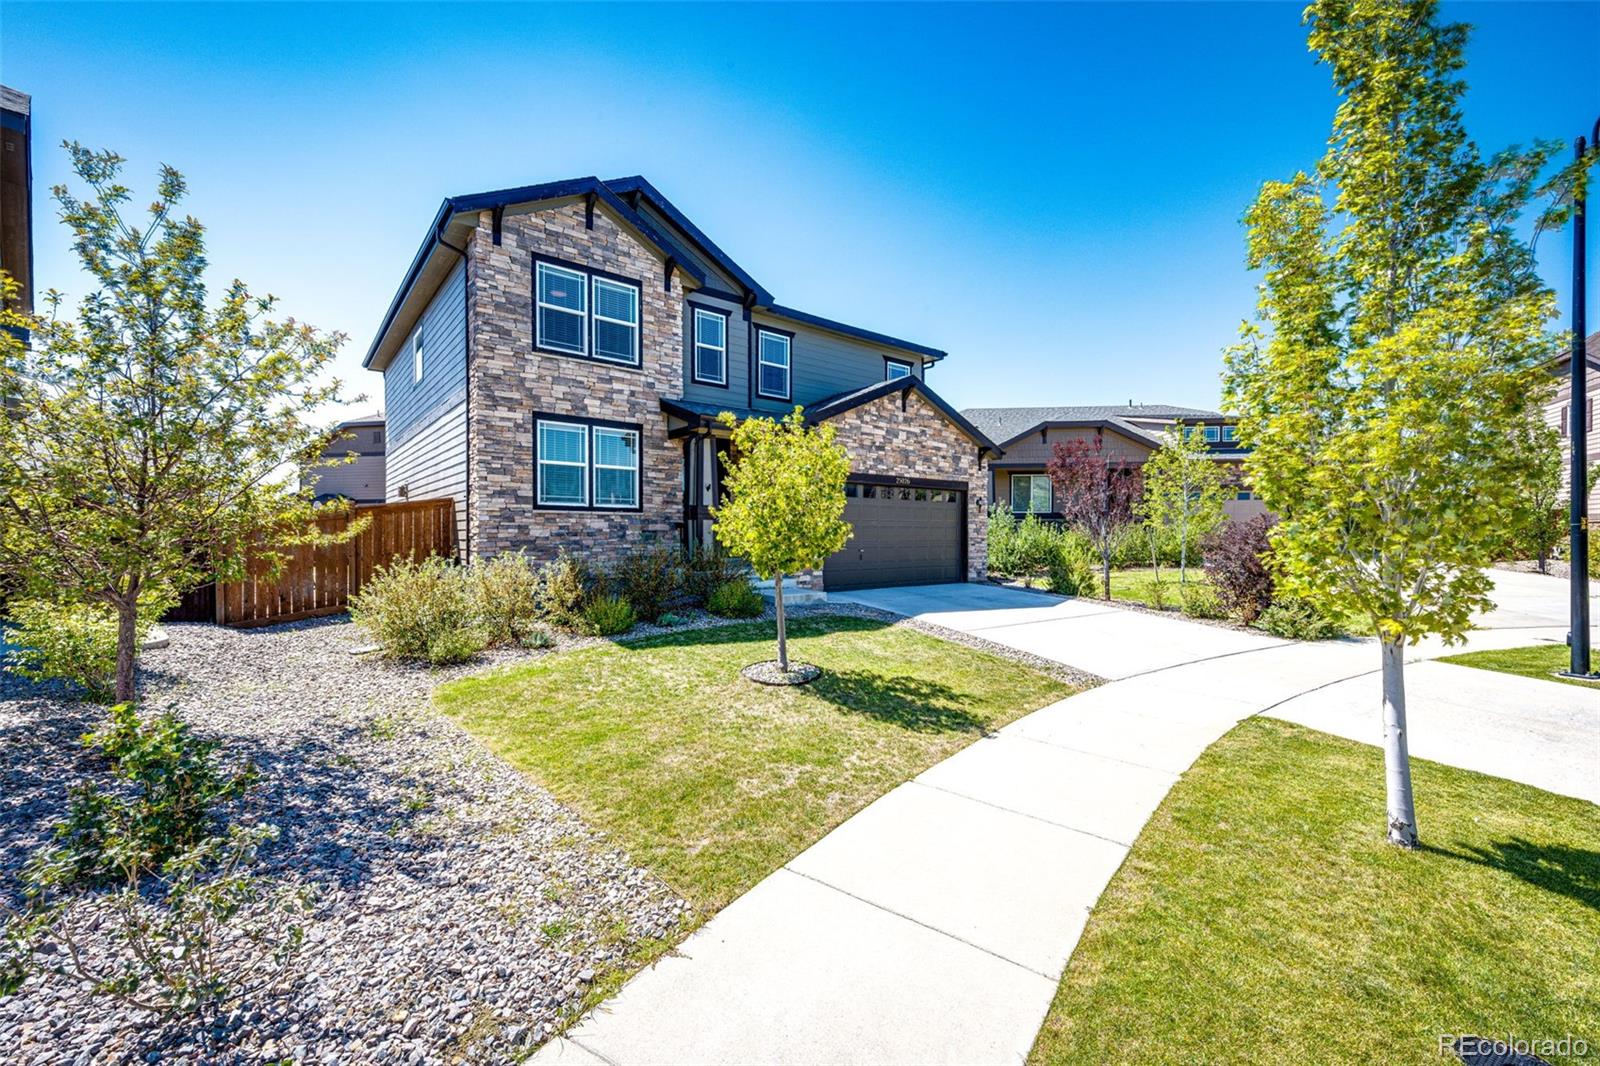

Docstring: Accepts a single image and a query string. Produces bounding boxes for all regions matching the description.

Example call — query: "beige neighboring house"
[303,416,386,505]
[1547,330,1599,518]
[961,403,1269,524]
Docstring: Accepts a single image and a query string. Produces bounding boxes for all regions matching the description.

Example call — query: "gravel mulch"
[0,618,690,1065]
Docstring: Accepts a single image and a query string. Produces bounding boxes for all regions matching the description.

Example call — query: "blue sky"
[5,1,1597,417]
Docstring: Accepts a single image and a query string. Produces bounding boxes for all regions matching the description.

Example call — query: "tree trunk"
[1101,548,1112,601]
[774,570,788,671]
[114,596,139,704]
[1381,639,1419,848]
[1179,517,1188,586]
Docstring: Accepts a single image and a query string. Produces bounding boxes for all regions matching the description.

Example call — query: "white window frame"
[756,329,791,400]
[1011,474,1052,514]
[885,358,913,381]
[411,330,424,384]
[692,307,728,385]
[536,262,588,356]
[591,276,641,366]
[1204,425,1221,443]
[536,419,590,507]
[591,426,641,509]
[1221,425,1237,442]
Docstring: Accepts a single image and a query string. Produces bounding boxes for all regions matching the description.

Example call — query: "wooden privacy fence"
[196,497,457,628]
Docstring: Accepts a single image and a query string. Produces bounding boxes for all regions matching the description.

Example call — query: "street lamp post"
[1566,119,1599,679]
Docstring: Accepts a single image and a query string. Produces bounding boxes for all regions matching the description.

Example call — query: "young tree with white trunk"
[1224,0,1571,847]
[1140,423,1229,585]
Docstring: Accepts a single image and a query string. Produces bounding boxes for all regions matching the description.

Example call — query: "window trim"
[1203,425,1221,443]
[531,255,645,369]
[411,329,424,384]
[1010,473,1053,514]
[532,413,645,513]
[535,419,590,508]
[884,357,914,381]
[755,327,792,401]
[534,261,588,358]
[591,275,642,366]
[591,425,642,510]
[690,305,730,387]
[1221,425,1237,442]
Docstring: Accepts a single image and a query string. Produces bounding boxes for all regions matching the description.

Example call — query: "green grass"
[435,614,1076,912]
[1437,643,1600,690]
[1106,566,1210,608]
[1031,717,1600,1065]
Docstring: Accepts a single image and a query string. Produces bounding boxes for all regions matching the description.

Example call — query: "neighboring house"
[361,176,999,591]
[1546,330,1600,518]
[1,85,31,375]
[961,403,1268,524]
[302,416,387,505]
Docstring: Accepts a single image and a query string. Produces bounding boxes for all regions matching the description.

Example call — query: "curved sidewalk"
[535,574,1597,1066]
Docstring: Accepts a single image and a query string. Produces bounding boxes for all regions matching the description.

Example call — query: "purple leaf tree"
[1046,438,1144,600]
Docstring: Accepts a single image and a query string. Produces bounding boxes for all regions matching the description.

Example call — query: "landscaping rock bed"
[0,617,690,1064]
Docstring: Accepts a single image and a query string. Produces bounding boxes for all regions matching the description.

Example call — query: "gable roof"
[961,404,1225,447]
[604,175,774,306]
[1548,330,1600,374]
[807,378,1001,456]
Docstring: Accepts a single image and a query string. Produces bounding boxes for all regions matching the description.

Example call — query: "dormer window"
[693,307,728,385]
[885,358,913,381]
[757,329,791,400]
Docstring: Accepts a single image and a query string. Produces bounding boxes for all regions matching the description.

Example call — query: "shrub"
[538,551,597,631]
[426,626,489,665]
[612,546,681,623]
[465,551,543,645]
[1139,576,1174,610]
[1046,541,1097,596]
[580,594,636,636]
[518,626,555,650]
[4,593,169,701]
[1256,598,1347,641]
[707,578,764,618]
[350,556,472,660]
[1203,517,1276,623]
[657,612,686,627]
[1179,583,1228,620]
[682,544,745,605]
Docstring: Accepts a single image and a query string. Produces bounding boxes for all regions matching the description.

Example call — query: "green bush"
[465,551,543,645]
[1255,598,1347,641]
[707,578,765,618]
[612,546,681,623]
[350,556,472,660]
[4,594,169,701]
[988,510,1075,582]
[518,626,555,650]
[1046,541,1097,596]
[580,594,636,636]
[682,544,746,605]
[1180,583,1228,620]
[538,551,597,631]
[426,626,489,664]
[1139,577,1174,610]
[657,612,686,627]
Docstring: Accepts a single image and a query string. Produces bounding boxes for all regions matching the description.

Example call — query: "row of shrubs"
[350,545,768,664]
[985,512,1098,596]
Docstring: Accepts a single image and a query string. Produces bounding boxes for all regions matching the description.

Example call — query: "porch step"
[753,577,827,606]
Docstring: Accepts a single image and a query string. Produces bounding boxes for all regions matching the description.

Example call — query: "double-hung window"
[592,277,640,364]
[1010,474,1052,514]
[693,307,727,385]
[885,358,913,381]
[536,418,641,510]
[757,329,791,400]
[536,262,587,355]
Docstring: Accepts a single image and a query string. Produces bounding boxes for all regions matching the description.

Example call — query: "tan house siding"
[465,200,688,560]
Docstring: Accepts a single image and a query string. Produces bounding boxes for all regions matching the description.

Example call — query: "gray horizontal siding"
[386,398,468,555]
[635,201,742,293]
[385,259,467,451]
[303,454,386,504]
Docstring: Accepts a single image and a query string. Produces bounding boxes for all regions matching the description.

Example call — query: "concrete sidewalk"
[535,576,1597,1066]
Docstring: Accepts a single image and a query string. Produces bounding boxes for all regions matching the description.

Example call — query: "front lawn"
[435,614,1076,912]
[1107,566,1210,607]
[1032,717,1599,1065]
[1437,643,1600,690]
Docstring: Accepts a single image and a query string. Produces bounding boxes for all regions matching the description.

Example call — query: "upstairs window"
[885,358,913,381]
[592,277,640,364]
[1204,425,1220,442]
[757,329,791,400]
[1221,425,1237,442]
[537,262,587,355]
[693,307,728,385]
[1010,474,1052,514]
[411,330,424,383]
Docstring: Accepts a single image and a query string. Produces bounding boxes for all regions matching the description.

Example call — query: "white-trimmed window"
[1010,474,1052,514]
[885,358,913,381]
[592,426,640,508]
[1204,425,1221,443]
[536,420,589,506]
[1221,425,1237,442]
[592,277,640,364]
[536,263,587,355]
[411,330,424,383]
[693,308,727,384]
[757,330,791,399]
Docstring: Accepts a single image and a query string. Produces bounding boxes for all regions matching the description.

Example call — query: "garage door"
[823,480,966,591]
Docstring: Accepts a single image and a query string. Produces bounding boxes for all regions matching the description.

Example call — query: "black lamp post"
[1565,118,1599,679]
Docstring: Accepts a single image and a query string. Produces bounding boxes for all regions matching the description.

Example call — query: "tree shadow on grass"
[804,669,991,735]
[1428,836,1600,915]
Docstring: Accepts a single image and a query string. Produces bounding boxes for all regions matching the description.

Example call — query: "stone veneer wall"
[810,389,990,586]
[465,200,687,560]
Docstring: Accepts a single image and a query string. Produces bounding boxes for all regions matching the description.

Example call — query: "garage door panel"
[823,480,965,591]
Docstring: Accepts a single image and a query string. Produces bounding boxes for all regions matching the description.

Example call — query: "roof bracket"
[901,385,911,412]
[491,205,505,246]
[584,192,596,230]
[664,257,676,293]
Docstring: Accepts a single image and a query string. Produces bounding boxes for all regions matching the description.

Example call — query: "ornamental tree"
[0,145,351,702]
[713,408,852,671]
[1504,417,1564,573]
[1223,0,1571,847]
[1140,424,1230,584]
[1046,437,1143,599]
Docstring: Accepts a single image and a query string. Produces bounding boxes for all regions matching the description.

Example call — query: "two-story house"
[302,415,387,505]
[362,176,1000,591]
[962,403,1268,524]
[1547,331,1599,519]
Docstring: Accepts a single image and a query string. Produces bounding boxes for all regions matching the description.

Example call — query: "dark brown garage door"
[823,481,966,591]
